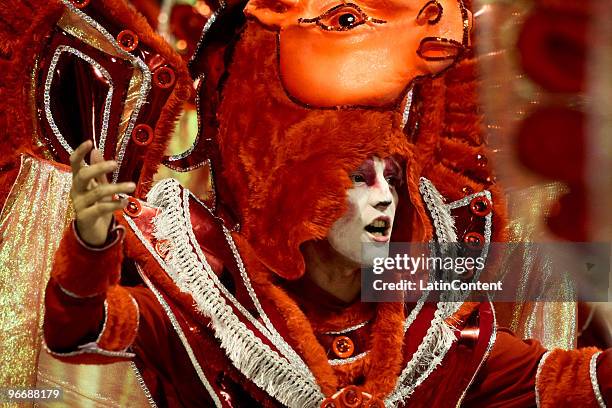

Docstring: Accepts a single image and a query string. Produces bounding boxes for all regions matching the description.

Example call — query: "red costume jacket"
[43,181,611,408]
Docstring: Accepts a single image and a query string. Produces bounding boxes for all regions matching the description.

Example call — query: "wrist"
[74,218,124,251]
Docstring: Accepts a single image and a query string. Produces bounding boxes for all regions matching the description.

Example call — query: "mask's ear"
[244,0,301,28]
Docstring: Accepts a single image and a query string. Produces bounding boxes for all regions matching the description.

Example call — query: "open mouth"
[364,217,391,242]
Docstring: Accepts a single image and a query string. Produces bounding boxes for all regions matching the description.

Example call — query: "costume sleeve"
[464,328,611,408]
[43,219,140,364]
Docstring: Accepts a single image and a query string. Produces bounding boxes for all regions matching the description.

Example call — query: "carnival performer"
[44,136,611,407]
[0,0,607,406]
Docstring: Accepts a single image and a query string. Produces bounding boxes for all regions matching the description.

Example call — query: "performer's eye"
[299,3,386,32]
[350,173,366,184]
[385,176,399,187]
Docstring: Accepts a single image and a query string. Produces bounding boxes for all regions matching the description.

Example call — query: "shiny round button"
[131,124,154,146]
[463,232,485,249]
[469,196,492,217]
[71,0,90,8]
[332,336,355,359]
[340,386,362,408]
[117,30,139,52]
[153,66,176,89]
[124,197,142,218]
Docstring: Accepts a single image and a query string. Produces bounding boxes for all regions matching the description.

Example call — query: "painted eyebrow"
[383,158,403,180]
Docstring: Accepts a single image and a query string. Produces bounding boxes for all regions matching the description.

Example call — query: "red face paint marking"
[352,158,377,186]
[350,157,403,188]
[383,157,402,187]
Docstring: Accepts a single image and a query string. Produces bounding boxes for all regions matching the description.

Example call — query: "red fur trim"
[0,0,63,167]
[97,285,139,351]
[234,233,339,395]
[234,233,407,399]
[126,0,161,28]
[361,302,405,398]
[537,347,602,407]
[217,22,429,278]
[416,58,509,242]
[51,223,123,297]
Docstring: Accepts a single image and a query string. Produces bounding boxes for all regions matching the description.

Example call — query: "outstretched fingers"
[72,182,136,213]
[70,141,93,175]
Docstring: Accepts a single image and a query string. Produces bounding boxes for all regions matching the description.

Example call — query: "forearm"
[43,219,139,362]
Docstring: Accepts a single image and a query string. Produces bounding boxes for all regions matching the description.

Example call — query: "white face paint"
[328,157,401,265]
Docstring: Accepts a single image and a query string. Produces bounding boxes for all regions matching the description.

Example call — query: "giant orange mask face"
[245,0,471,107]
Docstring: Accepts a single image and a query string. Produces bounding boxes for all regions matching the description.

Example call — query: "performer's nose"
[375,200,392,211]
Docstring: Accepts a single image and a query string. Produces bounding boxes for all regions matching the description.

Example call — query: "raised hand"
[70,141,136,246]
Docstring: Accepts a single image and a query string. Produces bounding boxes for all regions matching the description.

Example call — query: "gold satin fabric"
[0,156,149,407]
[0,156,73,394]
[503,183,577,350]
[475,0,579,350]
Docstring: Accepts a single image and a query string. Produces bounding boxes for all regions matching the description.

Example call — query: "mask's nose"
[415,0,473,73]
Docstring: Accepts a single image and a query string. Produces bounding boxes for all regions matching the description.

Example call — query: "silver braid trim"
[44,46,114,156]
[141,179,324,407]
[590,351,607,408]
[60,0,152,182]
[535,350,553,408]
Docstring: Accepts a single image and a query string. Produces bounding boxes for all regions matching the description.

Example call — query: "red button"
[124,197,142,218]
[153,66,176,89]
[332,336,355,359]
[463,232,485,249]
[340,386,362,408]
[469,196,492,217]
[71,0,90,8]
[117,30,139,52]
[131,124,154,146]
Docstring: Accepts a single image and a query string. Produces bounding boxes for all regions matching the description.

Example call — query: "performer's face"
[246,0,470,107]
[328,157,401,265]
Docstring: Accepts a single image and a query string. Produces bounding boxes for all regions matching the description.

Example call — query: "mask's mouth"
[364,216,391,243]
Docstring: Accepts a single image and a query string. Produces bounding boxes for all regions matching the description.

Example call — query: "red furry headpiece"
[207,19,505,279]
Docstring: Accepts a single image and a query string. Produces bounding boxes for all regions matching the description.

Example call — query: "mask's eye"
[299,3,386,32]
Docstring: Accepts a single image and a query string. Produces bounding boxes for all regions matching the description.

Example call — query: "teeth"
[372,220,386,228]
[372,231,383,237]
